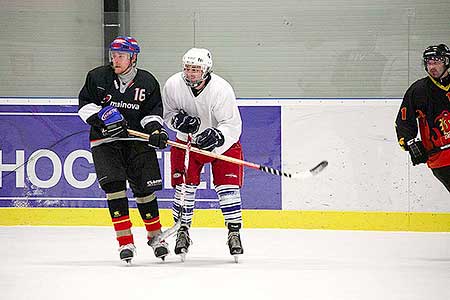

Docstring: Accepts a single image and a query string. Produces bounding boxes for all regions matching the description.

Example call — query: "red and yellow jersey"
[395,75,450,168]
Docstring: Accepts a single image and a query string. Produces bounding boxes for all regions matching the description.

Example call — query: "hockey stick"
[172,133,193,233]
[128,129,328,179]
[148,133,192,245]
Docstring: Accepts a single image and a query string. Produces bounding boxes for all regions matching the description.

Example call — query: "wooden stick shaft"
[128,129,327,180]
[127,129,260,169]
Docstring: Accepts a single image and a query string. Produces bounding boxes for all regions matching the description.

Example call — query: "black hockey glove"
[86,114,105,130]
[406,138,428,166]
[144,122,168,149]
[97,106,128,138]
[171,110,201,134]
[195,127,224,151]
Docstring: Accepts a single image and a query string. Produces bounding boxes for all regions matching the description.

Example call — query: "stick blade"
[149,220,181,247]
[309,160,328,176]
[291,160,328,179]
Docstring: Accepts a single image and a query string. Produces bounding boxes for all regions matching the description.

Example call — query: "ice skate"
[227,224,243,263]
[148,237,169,261]
[174,226,192,261]
[118,243,136,264]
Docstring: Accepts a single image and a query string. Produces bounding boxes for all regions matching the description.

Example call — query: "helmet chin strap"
[183,74,202,88]
[428,67,448,80]
[426,59,449,80]
[190,79,203,88]
[183,70,210,88]
[121,63,133,75]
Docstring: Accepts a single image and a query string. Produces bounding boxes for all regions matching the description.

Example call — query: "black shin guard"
[107,197,129,219]
[103,181,129,218]
[136,198,160,221]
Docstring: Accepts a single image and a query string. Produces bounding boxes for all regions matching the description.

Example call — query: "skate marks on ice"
[1,227,450,300]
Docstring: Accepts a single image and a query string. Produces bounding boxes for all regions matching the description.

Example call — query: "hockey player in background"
[395,43,450,192]
[162,48,244,260]
[78,36,170,262]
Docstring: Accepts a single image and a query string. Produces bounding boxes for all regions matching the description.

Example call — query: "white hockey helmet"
[182,48,213,87]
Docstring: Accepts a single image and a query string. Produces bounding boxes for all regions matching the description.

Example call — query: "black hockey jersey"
[395,75,450,168]
[78,65,163,146]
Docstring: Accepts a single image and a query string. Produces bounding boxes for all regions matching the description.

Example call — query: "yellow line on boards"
[0,208,449,232]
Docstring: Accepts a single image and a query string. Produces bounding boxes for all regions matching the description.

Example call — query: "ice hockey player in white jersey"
[162,48,244,261]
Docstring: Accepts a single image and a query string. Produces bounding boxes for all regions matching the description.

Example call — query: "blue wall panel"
[0,104,281,210]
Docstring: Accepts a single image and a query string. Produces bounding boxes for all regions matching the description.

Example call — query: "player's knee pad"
[215,185,241,203]
[173,184,197,205]
[102,181,127,194]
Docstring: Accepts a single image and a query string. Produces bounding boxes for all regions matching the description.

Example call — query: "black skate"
[174,226,192,261]
[118,243,136,264]
[227,224,243,263]
[148,237,169,261]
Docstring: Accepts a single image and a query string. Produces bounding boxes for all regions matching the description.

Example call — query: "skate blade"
[178,249,187,262]
[232,252,243,263]
[122,258,133,265]
[158,253,168,261]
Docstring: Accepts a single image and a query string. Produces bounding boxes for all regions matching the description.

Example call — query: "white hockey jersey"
[162,72,242,155]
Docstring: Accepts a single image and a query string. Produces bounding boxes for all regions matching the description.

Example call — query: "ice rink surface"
[1,226,449,300]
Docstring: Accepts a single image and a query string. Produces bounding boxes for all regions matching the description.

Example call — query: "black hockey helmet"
[423,43,450,69]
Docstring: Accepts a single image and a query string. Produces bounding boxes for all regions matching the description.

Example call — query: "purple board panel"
[0,104,281,209]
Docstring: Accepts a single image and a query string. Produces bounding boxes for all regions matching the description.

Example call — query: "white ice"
[1,226,449,300]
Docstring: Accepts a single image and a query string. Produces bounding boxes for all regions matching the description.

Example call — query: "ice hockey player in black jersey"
[395,43,450,192]
[78,36,170,263]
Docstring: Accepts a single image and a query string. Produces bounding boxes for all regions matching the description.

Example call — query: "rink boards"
[0,98,449,231]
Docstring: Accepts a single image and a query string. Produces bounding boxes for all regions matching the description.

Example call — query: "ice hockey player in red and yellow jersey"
[395,43,450,192]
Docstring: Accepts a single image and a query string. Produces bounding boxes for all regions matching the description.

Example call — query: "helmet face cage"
[423,44,450,70]
[109,36,140,65]
[182,48,213,87]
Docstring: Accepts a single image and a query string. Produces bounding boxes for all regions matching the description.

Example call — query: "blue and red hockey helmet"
[109,36,140,56]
